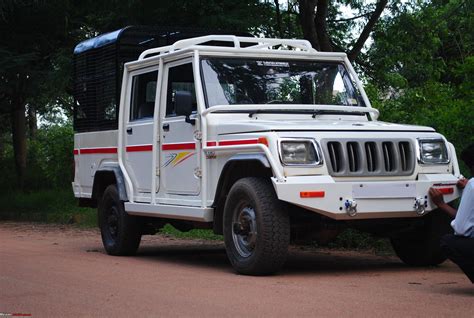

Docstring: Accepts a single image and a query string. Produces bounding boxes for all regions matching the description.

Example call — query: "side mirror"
[175,90,195,125]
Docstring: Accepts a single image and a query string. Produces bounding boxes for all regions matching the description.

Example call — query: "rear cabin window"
[130,70,158,121]
[166,63,197,116]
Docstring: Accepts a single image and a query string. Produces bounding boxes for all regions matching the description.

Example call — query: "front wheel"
[98,184,142,256]
[223,177,290,275]
[390,210,452,266]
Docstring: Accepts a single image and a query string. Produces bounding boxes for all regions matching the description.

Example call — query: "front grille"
[322,139,415,176]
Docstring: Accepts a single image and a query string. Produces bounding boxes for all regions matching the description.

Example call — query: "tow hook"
[414,197,426,215]
[344,199,357,217]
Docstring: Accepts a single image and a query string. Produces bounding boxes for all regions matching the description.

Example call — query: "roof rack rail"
[138,35,317,60]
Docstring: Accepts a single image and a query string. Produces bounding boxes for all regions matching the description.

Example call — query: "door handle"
[126,127,133,135]
[162,123,170,131]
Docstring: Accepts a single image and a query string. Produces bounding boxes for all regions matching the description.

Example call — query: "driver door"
[160,59,200,197]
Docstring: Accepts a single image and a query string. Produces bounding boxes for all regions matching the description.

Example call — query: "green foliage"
[160,224,223,241]
[0,124,74,191]
[368,0,473,89]
[30,124,74,187]
[0,0,75,113]
[328,229,393,254]
[76,0,274,35]
[373,82,474,176]
[0,189,96,227]
[366,0,474,177]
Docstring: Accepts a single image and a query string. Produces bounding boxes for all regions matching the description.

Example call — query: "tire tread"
[224,177,290,275]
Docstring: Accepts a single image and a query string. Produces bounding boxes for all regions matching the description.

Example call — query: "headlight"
[418,139,449,164]
[279,139,322,165]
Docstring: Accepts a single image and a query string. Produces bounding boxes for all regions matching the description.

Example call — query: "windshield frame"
[199,56,366,109]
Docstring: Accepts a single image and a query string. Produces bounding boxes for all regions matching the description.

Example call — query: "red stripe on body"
[162,142,196,151]
[126,145,153,152]
[73,149,79,155]
[218,139,259,146]
[80,147,117,154]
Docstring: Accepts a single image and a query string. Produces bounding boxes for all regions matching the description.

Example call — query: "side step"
[124,202,213,222]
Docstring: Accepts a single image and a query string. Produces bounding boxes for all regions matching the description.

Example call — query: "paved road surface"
[1,222,473,317]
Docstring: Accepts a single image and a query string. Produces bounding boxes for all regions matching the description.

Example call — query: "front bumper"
[272,174,460,220]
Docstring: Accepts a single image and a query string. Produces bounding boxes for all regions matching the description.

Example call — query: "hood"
[213,116,435,135]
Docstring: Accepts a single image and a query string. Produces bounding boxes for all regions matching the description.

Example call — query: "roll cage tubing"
[117,36,378,206]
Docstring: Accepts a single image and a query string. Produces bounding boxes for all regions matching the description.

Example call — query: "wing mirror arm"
[185,116,196,125]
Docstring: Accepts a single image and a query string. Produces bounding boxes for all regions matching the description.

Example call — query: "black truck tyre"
[98,184,142,255]
[223,177,290,275]
[390,210,452,266]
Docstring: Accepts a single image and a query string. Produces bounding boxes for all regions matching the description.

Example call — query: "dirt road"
[0,222,472,317]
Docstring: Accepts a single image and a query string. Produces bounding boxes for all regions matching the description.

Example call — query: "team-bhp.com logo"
[0,314,31,317]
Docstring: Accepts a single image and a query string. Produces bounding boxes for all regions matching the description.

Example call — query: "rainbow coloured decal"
[163,152,195,167]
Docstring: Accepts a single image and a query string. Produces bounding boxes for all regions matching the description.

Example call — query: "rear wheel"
[223,177,290,275]
[98,184,142,255]
[390,210,452,266]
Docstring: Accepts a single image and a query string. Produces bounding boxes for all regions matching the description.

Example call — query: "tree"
[366,0,474,174]
[0,0,74,188]
[0,0,276,189]
[297,0,389,60]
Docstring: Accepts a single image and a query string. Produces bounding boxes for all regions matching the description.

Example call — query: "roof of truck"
[73,26,253,55]
[74,29,123,54]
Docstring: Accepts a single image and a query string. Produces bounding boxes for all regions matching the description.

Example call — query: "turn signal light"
[438,187,454,195]
[300,191,325,198]
[258,137,269,147]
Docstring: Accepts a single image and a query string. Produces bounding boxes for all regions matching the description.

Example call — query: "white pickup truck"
[72,27,461,275]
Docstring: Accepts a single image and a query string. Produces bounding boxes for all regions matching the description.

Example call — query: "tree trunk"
[11,97,27,190]
[298,0,388,59]
[348,0,388,61]
[298,0,320,50]
[0,132,4,162]
[27,104,37,139]
[314,0,333,52]
[274,0,283,38]
[286,0,292,37]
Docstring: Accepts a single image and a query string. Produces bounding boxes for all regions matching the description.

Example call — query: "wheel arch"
[91,165,128,207]
[212,154,273,235]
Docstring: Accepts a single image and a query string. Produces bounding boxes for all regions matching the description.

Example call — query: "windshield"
[201,58,365,108]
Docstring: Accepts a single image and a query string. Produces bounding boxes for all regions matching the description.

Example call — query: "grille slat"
[365,142,377,172]
[399,141,412,172]
[328,142,343,173]
[382,142,395,172]
[347,142,360,172]
[323,139,414,177]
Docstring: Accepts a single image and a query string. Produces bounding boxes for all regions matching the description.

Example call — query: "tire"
[223,177,290,275]
[390,210,452,266]
[98,184,142,256]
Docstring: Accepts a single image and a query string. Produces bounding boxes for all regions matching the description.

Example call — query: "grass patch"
[160,224,223,241]
[0,189,96,227]
[327,228,393,255]
[159,225,392,255]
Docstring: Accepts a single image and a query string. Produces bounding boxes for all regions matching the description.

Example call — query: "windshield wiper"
[311,109,367,118]
[248,109,304,118]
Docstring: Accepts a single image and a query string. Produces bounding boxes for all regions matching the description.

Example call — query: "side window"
[130,70,158,121]
[166,63,197,116]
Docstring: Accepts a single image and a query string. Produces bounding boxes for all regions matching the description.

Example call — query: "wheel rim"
[232,205,257,258]
[106,205,119,240]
